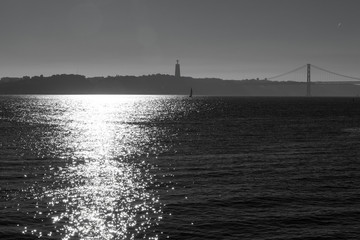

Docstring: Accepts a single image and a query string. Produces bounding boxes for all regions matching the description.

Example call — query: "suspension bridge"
[266,64,360,97]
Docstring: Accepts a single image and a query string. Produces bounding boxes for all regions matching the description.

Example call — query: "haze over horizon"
[1,0,360,80]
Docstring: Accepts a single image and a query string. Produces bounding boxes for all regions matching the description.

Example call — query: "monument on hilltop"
[175,60,181,78]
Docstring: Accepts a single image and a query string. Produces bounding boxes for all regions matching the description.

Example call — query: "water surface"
[1,95,360,239]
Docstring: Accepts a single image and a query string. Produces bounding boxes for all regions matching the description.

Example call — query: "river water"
[1,95,360,239]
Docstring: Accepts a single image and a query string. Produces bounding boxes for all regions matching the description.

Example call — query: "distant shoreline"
[1,74,360,96]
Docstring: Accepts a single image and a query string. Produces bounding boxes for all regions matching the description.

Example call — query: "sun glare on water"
[23,95,164,240]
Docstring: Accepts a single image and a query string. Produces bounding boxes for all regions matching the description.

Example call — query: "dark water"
[1,95,360,240]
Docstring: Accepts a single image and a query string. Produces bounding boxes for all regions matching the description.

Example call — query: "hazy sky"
[1,0,360,79]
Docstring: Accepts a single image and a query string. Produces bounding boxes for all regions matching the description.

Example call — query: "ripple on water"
[23,157,162,240]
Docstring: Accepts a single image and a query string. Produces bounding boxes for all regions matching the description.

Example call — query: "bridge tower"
[175,60,181,78]
[307,64,311,97]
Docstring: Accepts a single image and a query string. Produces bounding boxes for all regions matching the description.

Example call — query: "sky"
[1,0,360,80]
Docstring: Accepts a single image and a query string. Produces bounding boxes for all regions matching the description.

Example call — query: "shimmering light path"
[12,95,174,239]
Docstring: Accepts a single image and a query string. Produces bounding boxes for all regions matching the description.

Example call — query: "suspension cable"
[267,64,307,80]
[311,64,360,81]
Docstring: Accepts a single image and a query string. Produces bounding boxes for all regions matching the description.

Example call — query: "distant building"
[175,60,181,78]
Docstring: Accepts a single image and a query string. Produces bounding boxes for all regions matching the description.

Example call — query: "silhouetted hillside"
[1,74,360,96]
